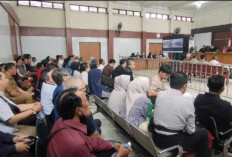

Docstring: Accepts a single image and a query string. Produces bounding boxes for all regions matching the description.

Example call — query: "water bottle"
[124,142,131,148]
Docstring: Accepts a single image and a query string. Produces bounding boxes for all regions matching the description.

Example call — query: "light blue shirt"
[40,82,57,115]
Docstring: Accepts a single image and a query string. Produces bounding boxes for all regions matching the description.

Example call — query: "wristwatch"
[31,109,36,115]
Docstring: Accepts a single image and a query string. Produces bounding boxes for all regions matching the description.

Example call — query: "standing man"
[102,59,116,78]
[112,59,127,79]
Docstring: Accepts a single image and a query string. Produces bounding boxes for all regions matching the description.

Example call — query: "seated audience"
[52,68,70,122]
[147,52,152,59]
[31,57,37,67]
[63,55,75,75]
[39,65,57,123]
[4,63,34,104]
[198,54,208,64]
[89,59,98,69]
[209,45,216,52]
[0,63,5,73]
[97,59,105,71]
[0,130,32,157]
[112,59,127,79]
[124,58,135,81]
[70,62,81,77]
[63,76,102,137]
[209,56,221,66]
[47,88,131,157]
[150,72,210,157]
[127,77,151,127]
[23,54,34,72]
[194,75,232,139]
[147,64,172,104]
[102,59,116,78]
[80,62,89,86]
[0,72,42,134]
[108,75,130,114]
[190,54,198,64]
[88,68,110,98]
[36,62,44,80]
[57,55,64,68]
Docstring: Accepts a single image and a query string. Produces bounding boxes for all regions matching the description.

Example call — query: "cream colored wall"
[144,19,169,33]
[193,5,232,29]
[10,1,65,28]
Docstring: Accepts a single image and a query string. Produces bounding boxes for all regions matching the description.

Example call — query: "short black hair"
[32,57,36,59]
[52,68,69,86]
[126,58,134,67]
[57,88,82,120]
[80,62,88,73]
[120,59,126,65]
[200,54,205,60]
[4,63,15,71]
[207,75,225,93]
[159,64,172,74]
[70,62,80,71]
[109,59,116,64]
[36,62,42,69]
[15,56,22,63]
[99,59,104,64]
[41,69,49,82]
[23,54,31,59]
[46,63,57,71]
[170,72,188,89]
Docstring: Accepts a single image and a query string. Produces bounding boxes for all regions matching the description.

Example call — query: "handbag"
[0,95,20,114]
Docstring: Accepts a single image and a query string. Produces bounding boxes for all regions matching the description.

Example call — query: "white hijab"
[108,75,130,114]
[126,76,150,118]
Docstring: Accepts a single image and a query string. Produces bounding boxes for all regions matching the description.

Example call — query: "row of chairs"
[93,95,184,157]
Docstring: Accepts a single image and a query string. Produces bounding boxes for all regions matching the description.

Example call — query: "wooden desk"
[196,53,232,64]
[134,59,170,70]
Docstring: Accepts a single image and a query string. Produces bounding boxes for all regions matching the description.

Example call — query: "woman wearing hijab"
[88,68,110,98]
[125,77,151,127]
[108,75,130,114]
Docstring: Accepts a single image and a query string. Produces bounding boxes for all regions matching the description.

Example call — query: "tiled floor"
[92,69,232,157]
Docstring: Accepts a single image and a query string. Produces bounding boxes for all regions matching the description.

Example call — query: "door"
[79,42,101,63]
[149,43,162,56]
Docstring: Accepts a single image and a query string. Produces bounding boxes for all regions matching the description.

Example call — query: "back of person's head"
[4,62,15,72]
[109,59,116,64]
[99,59,104,64]
[207,75,225,93]
[90,59,97,69]
[52,68,69,86]
[23,54,31,59]
[46,63,57,71]
[186,53,191,58]
[36,62,43,69]
[64,76,85,90]
[159,64,172,74]
[80,62,88,73]
[57,88,82,120]
[41,69,49,82]
[192,54,197,58]
[120,59,126,65]
[56,55,60,61]
[200,54,205,60]
[70,62,80,71]
[170,72,188,89]
[126,58,134,67]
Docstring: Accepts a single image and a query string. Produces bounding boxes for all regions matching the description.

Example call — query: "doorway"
[149,43,162,57]
[79,42,101,63]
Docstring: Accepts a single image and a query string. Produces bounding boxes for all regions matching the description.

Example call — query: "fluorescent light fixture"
[195,1,206,8]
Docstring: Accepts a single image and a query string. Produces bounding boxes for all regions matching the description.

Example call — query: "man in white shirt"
[31,57,37,66]
[57,55,64,68]
[150,72,210,157]
[97,59,105,71]
[209,56,221,66]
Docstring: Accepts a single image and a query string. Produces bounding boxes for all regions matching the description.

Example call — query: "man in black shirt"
[199,45,207,53]
[194,74,232,139]
[124,58,135,81]
[112,59,127,79]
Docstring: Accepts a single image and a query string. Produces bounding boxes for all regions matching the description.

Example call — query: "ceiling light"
[195,1,206,8]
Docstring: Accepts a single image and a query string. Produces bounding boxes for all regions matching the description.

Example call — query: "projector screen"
[163,36,184,53]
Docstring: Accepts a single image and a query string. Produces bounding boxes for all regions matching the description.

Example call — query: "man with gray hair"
[52,68,70,122]
[63,76,102,138]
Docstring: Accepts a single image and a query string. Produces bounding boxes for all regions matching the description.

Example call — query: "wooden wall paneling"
[79,42,101,63]
[149,43,162,56]
[8,15,17,59]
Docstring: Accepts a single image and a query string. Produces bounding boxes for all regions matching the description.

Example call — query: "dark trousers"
[152,129,211,157]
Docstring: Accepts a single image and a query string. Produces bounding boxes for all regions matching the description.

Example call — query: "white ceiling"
[114,1,232,12]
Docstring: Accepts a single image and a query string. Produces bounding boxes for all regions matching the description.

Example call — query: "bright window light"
[18,1,29,6]
[146,13,150,18]
[70,5,79,11]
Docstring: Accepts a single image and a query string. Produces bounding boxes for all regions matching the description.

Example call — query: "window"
[182,17,186,21]
[18,1,29,6]
[113,9,119,14]
[30,1,41,7]
[134,11,140,16]
[177,16,182,21]
[119,10,126,15]
[70,5,79,11]
[187,17,192,22]
[80,6,88,12]
[127,11,133,16]
[98,8,106,13]
[145,13,150,18]
[163,15,168,20]
[89,7,97,12]
[53,3,63,9]
[151,13,156,18]
[42,2,52,8]
[157,14,162,19]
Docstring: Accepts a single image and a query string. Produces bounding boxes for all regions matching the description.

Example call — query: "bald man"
[63,76,102,139]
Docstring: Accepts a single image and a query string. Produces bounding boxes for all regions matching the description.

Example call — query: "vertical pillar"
[64,1,73,56]
[107,2,114,60]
